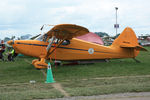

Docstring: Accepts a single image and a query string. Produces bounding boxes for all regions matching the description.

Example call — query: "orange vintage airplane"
[7,24,147,69]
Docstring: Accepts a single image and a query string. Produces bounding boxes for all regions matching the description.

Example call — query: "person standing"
[0,40,5,61]
[8,49,18,61]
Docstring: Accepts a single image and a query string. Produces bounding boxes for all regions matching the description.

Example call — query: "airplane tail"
[111,27,147,57]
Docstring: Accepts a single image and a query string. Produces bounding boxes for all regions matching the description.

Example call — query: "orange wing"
[46,24,89,40]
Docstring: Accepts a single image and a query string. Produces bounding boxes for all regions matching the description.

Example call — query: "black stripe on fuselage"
[16,42,115,54]
[17,42,47,47]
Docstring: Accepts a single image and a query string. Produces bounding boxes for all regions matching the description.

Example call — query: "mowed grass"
[0,47,150,99]
[0,56,64,100]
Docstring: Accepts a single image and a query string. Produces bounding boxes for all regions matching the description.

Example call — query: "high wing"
[44,24,89,58]
[46,24,89,40]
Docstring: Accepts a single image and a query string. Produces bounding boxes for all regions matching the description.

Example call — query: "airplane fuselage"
[12,38,139,61]
[7,26,144,69]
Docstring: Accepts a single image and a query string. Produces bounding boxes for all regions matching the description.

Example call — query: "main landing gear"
[32,58,48,69]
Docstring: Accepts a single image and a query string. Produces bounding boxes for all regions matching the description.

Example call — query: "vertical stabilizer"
[112,27,147,52]
[112,27,139,47]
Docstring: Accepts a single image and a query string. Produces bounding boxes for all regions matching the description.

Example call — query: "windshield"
[36,35,43,41]
[35,34,48,42]
[36,35,70,45]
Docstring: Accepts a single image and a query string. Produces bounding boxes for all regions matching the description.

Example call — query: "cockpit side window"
[36,35,70,45]
[62,40,70,45]
[54,39,70,45]
[43,34,48,42]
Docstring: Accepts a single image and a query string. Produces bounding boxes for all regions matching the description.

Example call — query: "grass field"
[0,47,150,100]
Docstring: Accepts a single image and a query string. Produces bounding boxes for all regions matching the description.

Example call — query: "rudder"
[112,27,139,47]
[112,27,147,51]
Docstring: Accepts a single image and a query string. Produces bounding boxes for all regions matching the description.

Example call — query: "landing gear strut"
[133,58,141,63]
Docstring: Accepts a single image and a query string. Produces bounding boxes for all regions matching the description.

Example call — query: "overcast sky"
[0,0,150,39]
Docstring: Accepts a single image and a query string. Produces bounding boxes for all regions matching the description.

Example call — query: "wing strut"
[46,36,56,52]
[46,39,65,58]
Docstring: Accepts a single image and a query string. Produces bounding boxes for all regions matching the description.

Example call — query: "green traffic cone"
[45,62,55,83]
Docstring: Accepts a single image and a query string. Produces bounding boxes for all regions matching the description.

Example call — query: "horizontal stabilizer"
[120,45,148,51]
